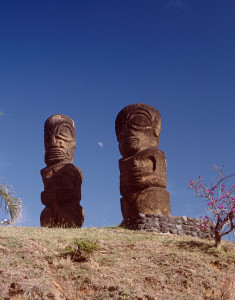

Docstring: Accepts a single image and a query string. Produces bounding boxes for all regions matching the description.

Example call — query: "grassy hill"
[0,227,234,300]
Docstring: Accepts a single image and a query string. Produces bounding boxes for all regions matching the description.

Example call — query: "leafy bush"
[61,238,98,262]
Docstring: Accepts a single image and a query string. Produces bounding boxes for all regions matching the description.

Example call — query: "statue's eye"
[130,113,151,126]
[58,125,73,138]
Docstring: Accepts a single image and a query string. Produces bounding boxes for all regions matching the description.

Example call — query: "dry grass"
[0,226,234,300]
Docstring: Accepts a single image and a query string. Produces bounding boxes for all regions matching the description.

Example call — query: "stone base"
[40,204,84,228]
[121,187,171,219]
[121,213,215,240]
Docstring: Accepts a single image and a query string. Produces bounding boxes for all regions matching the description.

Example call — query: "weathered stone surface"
[159,216,169,222]
[176,224,183,231]
[135,187,170,216]
[120,214,215,240]
[40,114,84,228]
[115,104,171,219]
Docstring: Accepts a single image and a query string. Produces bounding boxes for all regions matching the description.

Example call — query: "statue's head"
[44,114,76,167]
[115,104,161,158]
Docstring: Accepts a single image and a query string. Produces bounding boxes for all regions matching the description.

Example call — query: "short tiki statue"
[40,114,84,227]
[115,104,171,219]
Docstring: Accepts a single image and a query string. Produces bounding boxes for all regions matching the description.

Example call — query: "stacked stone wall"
[121,213,215,240]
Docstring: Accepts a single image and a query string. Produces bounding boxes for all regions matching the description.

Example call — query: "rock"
[136,219,146,224]
[160,222,170,229]
[159,216,169,222]
[153,213,161,217]
[138,213,146,219]
[182,224,190,230]
[177,231,185,236]
[172,217,183,224]
[176,224,183,231]
[143,224,152,230]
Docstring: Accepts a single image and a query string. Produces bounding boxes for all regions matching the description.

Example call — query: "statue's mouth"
[45,148,72,166]
[122,137,138,148]
[120,137,139,157]
[46,148,66,157]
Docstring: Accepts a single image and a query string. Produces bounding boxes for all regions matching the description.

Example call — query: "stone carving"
[40,114,84,227]
[115,104,171,219]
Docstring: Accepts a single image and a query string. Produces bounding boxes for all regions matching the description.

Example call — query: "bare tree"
[188,165,235,248]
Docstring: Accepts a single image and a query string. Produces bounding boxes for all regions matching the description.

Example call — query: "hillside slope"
[0,227,234,300]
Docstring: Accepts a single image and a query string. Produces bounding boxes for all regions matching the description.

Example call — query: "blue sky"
[0,0,234,231]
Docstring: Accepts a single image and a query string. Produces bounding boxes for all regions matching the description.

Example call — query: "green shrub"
[61,238,98,262]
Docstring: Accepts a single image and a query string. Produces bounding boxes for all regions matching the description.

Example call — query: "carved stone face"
[44,114,76,167]
[115,104,161,159]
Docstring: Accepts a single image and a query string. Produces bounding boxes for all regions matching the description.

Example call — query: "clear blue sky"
[0,0,234,229]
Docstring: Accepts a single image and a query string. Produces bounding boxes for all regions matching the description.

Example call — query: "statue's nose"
[119,128,136,140]
[47,135,58,147]
[50,135,57,146]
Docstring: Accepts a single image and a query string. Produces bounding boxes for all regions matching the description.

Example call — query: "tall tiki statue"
[40,114,84,227]
[115,104,171,219]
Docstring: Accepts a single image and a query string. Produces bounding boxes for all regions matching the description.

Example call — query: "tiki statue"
[115,104,171,219]
[40,114,84,227]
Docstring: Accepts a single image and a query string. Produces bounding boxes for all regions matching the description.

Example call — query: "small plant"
[61,238,98,262]
[188,165,235,248]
